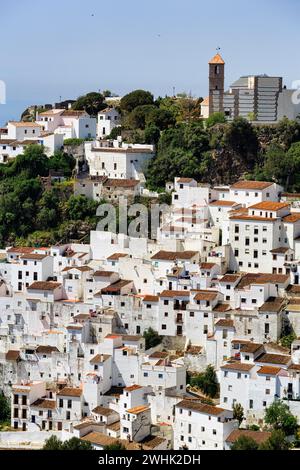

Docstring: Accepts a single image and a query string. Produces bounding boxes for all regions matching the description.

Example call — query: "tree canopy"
[233,403,244,426]
[143,327,162,350]
[43,435,93,450]
[190,365,219,398]
[0,145,97,247]
[120,89,154,113]
[264,400,298,436]
[0,392,10,423]
[231,435,259,451]
[72,92,106,116]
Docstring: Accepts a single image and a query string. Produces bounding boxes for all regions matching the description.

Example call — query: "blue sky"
[0,0,299,125]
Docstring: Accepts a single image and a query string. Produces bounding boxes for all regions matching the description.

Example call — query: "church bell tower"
[208,53,225,116]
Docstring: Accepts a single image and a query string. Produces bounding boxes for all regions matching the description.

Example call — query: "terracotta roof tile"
[28,281,61,291]
[231,180,273,190]
[209,53,225,65]
[177,399,225,415]
[151,250,198,261]
[221,362,254,372]
[57,387,82,397]
[226,430,271,444]
[257,366,281,375]
[249,202,289,211]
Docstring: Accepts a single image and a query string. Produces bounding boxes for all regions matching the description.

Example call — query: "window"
[190,312,194,317]
[164,300,169,305]
[59,399,63,407]
[162,324,167,330]
[266,389,270,395]
[249,400,253,409]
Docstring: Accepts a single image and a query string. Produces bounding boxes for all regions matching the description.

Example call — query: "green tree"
[222,117,259,167]
[72,92,106,116]
[206,112,226,128]
[255,144,294,188]
[231,435,259,451]
[65,195,98,221]
[143,328,162,350]
[259,430,291,450]
[125,104,157,129]
[280,332,297,349]
[103,441,126,451]
[48,151,76,177]
[43,435,63,450]
[109,126,122,139]
[3,144,49,179]
[144,124,160,145]
[146,122,210,189]
[190,365,219,398]
[265,400,298,436]
[43,436,93,450]
[0,392,10,423]
[145,108,176,130]
[233,403,244,426]
[120,90,154,113]
[62,437,93,450]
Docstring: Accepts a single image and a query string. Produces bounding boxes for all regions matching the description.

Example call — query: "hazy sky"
[1,0,299,125]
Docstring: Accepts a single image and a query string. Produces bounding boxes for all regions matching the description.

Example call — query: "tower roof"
[209,53,225,65]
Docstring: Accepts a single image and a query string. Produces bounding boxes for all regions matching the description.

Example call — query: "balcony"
[174,303,187,311]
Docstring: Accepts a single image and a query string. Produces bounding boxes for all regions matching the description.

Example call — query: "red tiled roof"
[226,430,271,444]
[231,181,273,190]
[209,53,225,65]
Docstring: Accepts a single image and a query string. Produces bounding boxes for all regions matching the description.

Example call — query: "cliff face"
[206,148,255,186]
